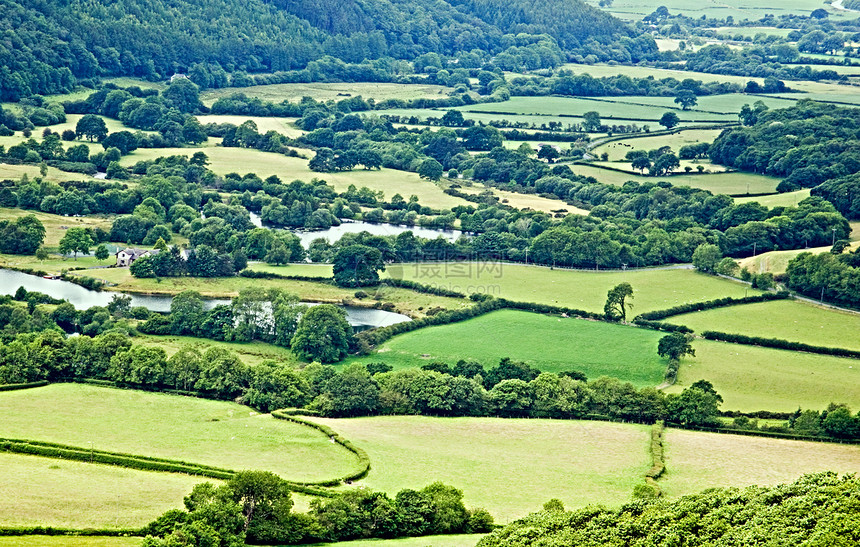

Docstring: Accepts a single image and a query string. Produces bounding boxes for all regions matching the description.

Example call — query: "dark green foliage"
[657,332,695,361]
[635,292,789,322]
[701,330,860,360]
[785,250,860,309]
[479,473,860,547]
[0,215,45,255]
[332,245,385,287]
[291,305,353,363]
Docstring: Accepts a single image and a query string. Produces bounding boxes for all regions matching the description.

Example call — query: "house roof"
[116,248,159,259]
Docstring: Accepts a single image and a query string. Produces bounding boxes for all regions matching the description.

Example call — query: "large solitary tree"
[58,227,93,260]
[657,332,696,361]
[291,305,353,363]
[604,282,634,322]
[333,245,385,287]
[75,114,108,142]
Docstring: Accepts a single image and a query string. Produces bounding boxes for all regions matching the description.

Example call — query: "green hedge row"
[701,331,860,359]
[379,278,467,299]
[663,359,679,385]
[239,269,333,283]
[59,273,104,291]
[272,410,370,485]
[632,319,693,334]
[635,292,789,322]
[0,380,49,392]
[665,423,860,444]
[0,527,141,537]
[496,298,603,321]
[645,421,665,481]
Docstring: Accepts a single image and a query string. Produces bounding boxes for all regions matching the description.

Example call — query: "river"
[0,269,410,330]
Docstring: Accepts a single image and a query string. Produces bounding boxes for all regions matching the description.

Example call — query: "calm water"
[0,269,410,329]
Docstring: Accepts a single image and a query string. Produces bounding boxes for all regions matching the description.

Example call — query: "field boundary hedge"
[666,423,860,444]
[272,410,370,486]
[701,331,860,359]
[0,381,49,392]
[0,527,141,537]
[635,292,789,322]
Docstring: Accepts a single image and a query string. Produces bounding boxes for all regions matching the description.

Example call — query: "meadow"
[569,163,781,195]
[195,115,303,137]
[591,129,722,161]
[0,384,359,482]
[310,416,651,522]
[200,82,457,106]
[734,189,811,208]
[667,299,860,352]
[133,334,298,367]
[660,428,860,499]
[584,0,840,21]
[383,263,761,315]
[457,184,589,215]
[0,452,202,529]
[0,207,114,247]
[737,221,860,274]
[602,93,795,114]
[346,309,668,385]
[299,536,485,547]
[0,538,142,547]
[667,338,860,412]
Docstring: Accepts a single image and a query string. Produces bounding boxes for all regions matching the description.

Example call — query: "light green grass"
[569,163,780,195]
[310,416,650,522]
[0,453,202,529]
[660,428,860,499]
[0,162,96,184]
[668,299,860,352]
[347,309,668,386]
[133,334,298,367]
[299,535,484,547]
[604,94,796,114]
[195,115,303,137]
[666,338,860,412]
[119,146,468,209]
[735,189,811,208]
[584,0,839,21]
[558,63,765,86]
[0,384,359,482]
[0,207,114,247]
[593,129,722,161]
[0,539,141,547]
[737,221,860,275]
[200,82,456,106]
[457,184,588,215]
[384,263,761,315]
[711,26,796,38]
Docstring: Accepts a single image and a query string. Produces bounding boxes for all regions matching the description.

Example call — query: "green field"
[586,94,795,116]
[737,221,860,274]
[119,146,468,209]
[200,82,457,106]
[0,384,359,482]
[570,163,781,195]
[348,309,667,385]
[710,26,796,38]
[384,263,761,315]
[0,538,141,547]
[196,115,303,137]
[458,184,589,215]
[592,129,722,161]
[660,427,860,499]
[667,338,860,412]
[668,299,860,352]
[311,416,650,522]
[0,453,201,529]
[0,207,114,248]
[301,536,484,547]
[585,0,839,21]
[735,189,811,208]
[133,334,298,367]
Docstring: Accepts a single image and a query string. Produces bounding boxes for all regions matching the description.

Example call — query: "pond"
[0,269,410,330]
[249,213,463,248]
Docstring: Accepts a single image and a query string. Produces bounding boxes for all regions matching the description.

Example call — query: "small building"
[116,248,157,267]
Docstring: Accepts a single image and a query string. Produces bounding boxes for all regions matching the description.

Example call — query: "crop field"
[200,82,457,106]
[0,453,202,529]
[311,416,651,522]
[385,262,760,314]
[195,115,303,137]
[0,539,142,547]
[592,129,722,161]
[666,338,860,412]
[0,384,359,482]
[348,309,668,384]
[119,146,468,209]
[660,428,860,499]
[667,299,860,352]
[0,207,114,247]
[569,163,781,195]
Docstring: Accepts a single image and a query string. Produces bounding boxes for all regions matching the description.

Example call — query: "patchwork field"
[384,263,761,315]
[347,309,667,385]
[569,164,781,195]
[0,453,202,529]
[585,0,841,21]
[200,82,457,105]
[195,115,303,137]
[592,129,723,161]
[668,339,860,412]
[133,334,298,367]
[660,428,860,499]
[667,299,860,352]
[310,416,651,522]
[0,384,359,482]
[734,189,811,208]
[0,207,114,247]
[297,536,485,547]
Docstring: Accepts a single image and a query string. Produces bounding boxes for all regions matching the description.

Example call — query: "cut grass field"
[347,309,668,386]
[0,539,141,547]
[133,334,298,367]
[310,416,650,522]
[569,163,781,195]
[585,0,836,21]
[0,384,359,482]
[667,299,860,352]
[0,162,96,184]
[195,115,303,137]
[737,221,860,275]
[667,338,860,412]
[119,146,468,209]
[200,82,457,106]
[457,184,588,215]
[592,129,722,161]
[0,207,114,247]
[660,428,860,499]
[384,263,761,315]
[735,189,811,208]
[0,453,201,529]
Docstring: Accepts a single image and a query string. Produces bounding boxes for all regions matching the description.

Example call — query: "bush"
[701,331,860,359]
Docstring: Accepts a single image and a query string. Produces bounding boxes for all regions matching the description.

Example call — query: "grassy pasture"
[457,184,588,215]
[0,162,96,184]
[592,129,722,161]
[668,299,860,352]
[737,221,860,274]
[710,26,796,38]
[604,93,795,114]
[346,309,668,386]
[0,453,202,529]
[196,115,303,137]
[0,207,114,247]
[666,338,860,412]
[133,334,298,367]
[591,159,729,174]
[0,384,360,482]
[584,0,836,21]
[735,188,811,208]
[384,262,761,314]
[558,63,766,86]
[0,539,141,547]
[569,163,781,195]
[299,536,485,547]
[119,146,468,209]
[311,416,650,522]
[660,428,860,499]
[200,82,456,106]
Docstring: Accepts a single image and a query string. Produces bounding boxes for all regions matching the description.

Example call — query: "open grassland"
[119,146,468,209]
[75,265,469,318]
[569,163,781,195]
[666,339,860,412]
[311,416,650,522]
[668,299,860,352]
[591,159,729,174]
[133,334,298,367]
[300,537,484,547]
[738,241,860,276]
[0,453,202,529]
[0,207,113,247]
[606,93,794,115]
[660,428,860,499]
[0,115,150,153]
[0,539,141,547]
[558,63,766,86]
[384,263,761,315]
[457,184,588,215]
[735,188,811,208]
[0,252,114,275]
[0,384,359,482]
[196,115,303,137]
[348,309,668,385]
[711,26,796,38]
[200,82,457,106]
[584,0,837,20]
[593,129,722,161]
[0,162,95,184]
